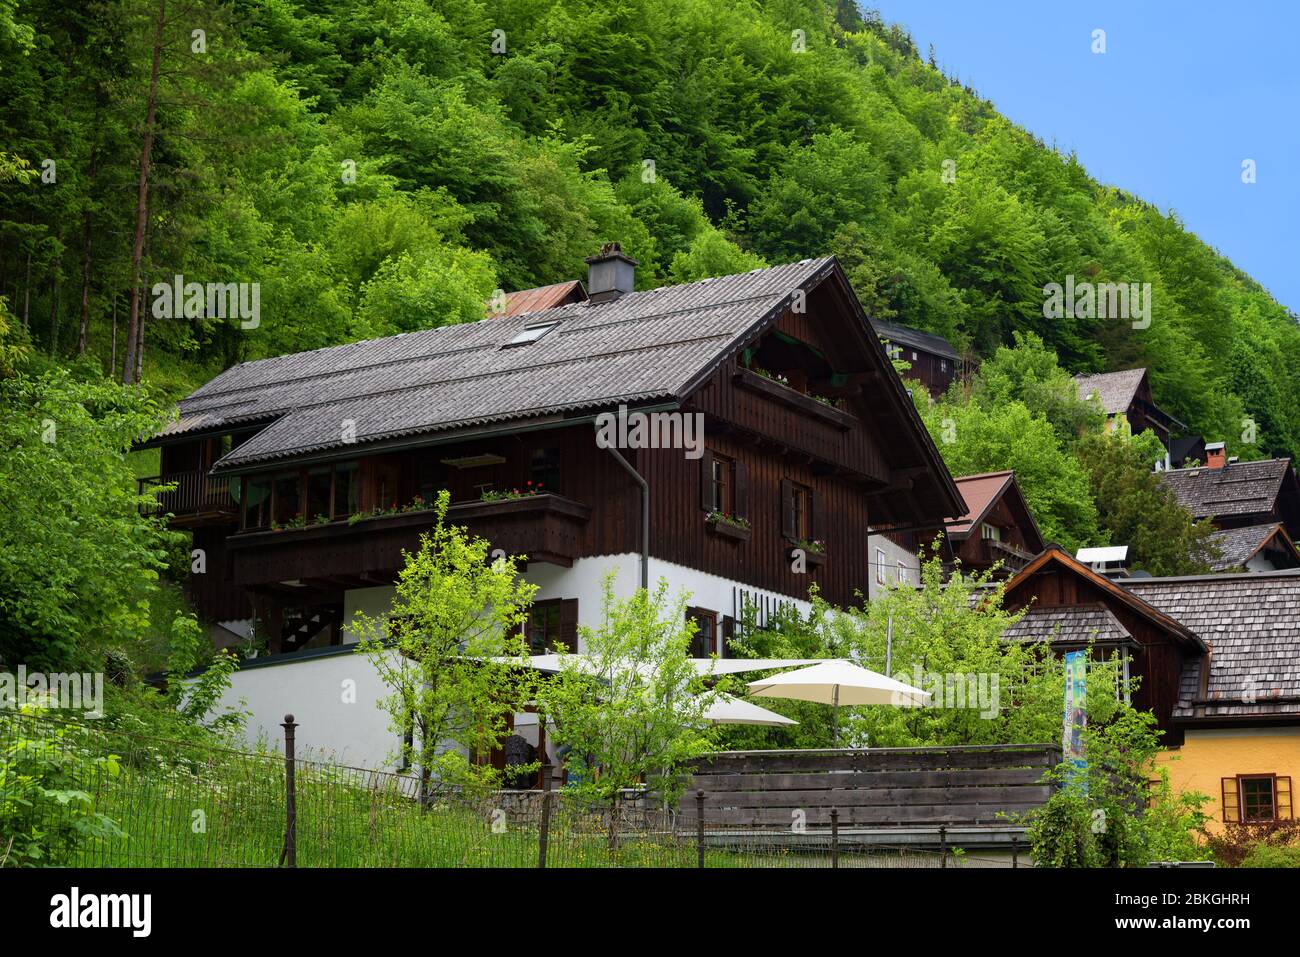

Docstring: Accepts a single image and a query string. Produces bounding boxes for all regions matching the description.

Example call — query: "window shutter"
[700,451,714,511]
[1221,777,1241,823]
[807,486,817,541]
[780,479,794,539]
[1278,777,1293,820]
[558,599,578,653]
[734,461,748,520]
[720,616,735,659]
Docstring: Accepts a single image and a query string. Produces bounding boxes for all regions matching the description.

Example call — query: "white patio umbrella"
[702,693,798,726]
[746,659,929,745]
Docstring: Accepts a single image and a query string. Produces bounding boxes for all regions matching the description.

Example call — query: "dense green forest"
[0,0,1292,673]
[1,0,1297,453]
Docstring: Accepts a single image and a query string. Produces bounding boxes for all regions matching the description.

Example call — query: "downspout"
[606,447,649,590]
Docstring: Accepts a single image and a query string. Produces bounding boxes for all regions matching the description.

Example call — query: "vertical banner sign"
[1062,650,1087,789]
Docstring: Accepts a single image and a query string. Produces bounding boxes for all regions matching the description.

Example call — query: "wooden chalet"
[1073,368,1183,450]
[138,249,962,766]
[942,470,1044,578]
[871,318,968,399]
[1158,454,1300,543]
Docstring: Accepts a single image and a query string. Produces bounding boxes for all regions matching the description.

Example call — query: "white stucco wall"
[215,553,810,768]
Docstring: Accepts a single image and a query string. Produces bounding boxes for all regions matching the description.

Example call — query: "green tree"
[351,490,538,801]
[1075,430,1220,575]
[538,573,719,813]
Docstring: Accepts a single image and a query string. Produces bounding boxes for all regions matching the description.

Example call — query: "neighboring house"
[1073,368,1182,450]
[1157,454,1300,542]
[943,470,1044,579]
[1169,434,1207,469]
[140,248,962,765]
[870,319,966,399]
[496,279,587,316]
[1002,547,1300,830]
[1205,523,1300,573]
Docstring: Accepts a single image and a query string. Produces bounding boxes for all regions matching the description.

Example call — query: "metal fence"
[0,710,1021,868]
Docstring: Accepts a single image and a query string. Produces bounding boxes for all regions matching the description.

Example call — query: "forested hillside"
[2,0,1298,456]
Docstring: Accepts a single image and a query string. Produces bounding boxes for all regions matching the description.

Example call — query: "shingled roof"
[166,257,833,468]
[870,319,959,360]
[1158,457,1297,521]
[1073,368,1147,415]
[1004,603,1136,648]
[1206,523,1300,571]
[1122,572,1300,721]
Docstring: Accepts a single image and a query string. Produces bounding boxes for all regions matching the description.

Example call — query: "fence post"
[538,762,552,870]
[939,825,947,869]
[830,807,839,869]
[1011,836,1019,869]
[281,714,297,868]
[696,789,705,869]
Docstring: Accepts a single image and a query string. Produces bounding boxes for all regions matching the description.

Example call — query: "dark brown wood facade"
[1001,549,1205,746]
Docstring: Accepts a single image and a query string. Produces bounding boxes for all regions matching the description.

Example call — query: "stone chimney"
[1205,442,1227,469]
[585,242,638,304]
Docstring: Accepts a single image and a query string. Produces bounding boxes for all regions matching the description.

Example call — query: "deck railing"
[138,469,236,516]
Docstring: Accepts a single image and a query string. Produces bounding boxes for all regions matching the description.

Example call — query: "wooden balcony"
[227,493,592,588]
[138,470,237,525]
[969,537,1036,573]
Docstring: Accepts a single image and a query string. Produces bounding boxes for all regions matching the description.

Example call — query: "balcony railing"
[138,470,237,518]
[227,493,592,586]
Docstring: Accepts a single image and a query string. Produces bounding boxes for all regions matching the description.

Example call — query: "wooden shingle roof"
[1206,522,1300,571]
[1122,571,1300,720]
[1158,458,1296,521]
[1073,368,1147,415]
[170,258,835,469]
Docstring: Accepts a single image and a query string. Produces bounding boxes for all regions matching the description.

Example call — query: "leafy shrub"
[0,705,123,866]
[1240,844,1300,868]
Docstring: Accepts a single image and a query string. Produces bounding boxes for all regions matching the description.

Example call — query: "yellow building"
[1004,551,1300,833]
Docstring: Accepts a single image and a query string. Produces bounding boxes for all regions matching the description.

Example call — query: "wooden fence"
[679,744,1060,829]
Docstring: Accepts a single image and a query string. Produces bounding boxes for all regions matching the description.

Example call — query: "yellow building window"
[1221,774,1293,823]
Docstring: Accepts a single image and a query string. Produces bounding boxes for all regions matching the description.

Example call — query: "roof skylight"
[506,320,560,346]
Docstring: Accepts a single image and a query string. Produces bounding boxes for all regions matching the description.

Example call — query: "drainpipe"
[606,447,649,590]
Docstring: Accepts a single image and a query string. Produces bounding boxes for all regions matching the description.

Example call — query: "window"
[506,321,559,346]
[876,548,888,585]
[244,475,272,529]
[1222,774,1293,823]
[529,448,561,494]
[940,359,948,373]
[272,472,301,525]
[1241,776,1277,823]
[781,480,813,541]
[305,466,332,522]
[333,462,360,519]
[686,607,718,658]
[897,561,908,584]
[981,523,1002,541]
[524,599,576,654]
[710,454,734,513]
[702,452,746,520]
[526,602,562,654]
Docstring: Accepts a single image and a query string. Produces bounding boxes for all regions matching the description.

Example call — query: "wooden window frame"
[702,451,747,521]
[686,607,719,658]
[1239,774,1278,823]
[243,461,361,530]
[523,598,577,654]
[780,478,814,543]
[1223,773,1294,824]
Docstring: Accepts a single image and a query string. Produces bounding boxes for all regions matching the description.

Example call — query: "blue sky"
[868,0,1300,314]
